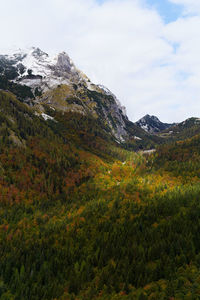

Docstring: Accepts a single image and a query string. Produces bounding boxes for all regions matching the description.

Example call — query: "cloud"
[169,0,200,14]
[0,0,200,122]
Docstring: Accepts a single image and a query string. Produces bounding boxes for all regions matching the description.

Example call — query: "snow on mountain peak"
[0,47,86,92]
[135,114,173,134]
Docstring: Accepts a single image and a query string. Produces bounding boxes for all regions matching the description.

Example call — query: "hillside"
[1,90,200,299]
[159,117,200,140]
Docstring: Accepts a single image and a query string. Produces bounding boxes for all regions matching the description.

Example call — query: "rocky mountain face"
[135,114,174,134]
[0,47,129,142]
[0,47,83,90]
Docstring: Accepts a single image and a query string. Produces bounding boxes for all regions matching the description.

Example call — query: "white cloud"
[0,0,200,122]
[169,0,200,14]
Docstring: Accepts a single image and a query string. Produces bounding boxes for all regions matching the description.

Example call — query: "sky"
[0,0,200,122]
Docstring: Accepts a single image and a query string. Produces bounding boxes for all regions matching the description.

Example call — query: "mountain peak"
[135,114,173,134]
[143,114,160,122]
[55,51,76,73]
[0,47,86,92]
[31,47,48,58]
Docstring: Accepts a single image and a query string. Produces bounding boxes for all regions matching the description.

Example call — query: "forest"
[1,90,200,299]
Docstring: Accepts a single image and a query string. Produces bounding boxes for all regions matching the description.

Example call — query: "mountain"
[135,114,174,134]
[0,47,133,142]
[0,47,131,142]
[0,47,162,149]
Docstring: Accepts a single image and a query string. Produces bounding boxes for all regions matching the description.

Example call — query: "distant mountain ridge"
[159,117,200,140]
[135,114,174,134]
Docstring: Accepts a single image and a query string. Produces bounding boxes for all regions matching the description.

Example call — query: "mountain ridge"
[135,114,175,134]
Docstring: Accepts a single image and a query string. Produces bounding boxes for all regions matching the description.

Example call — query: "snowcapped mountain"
[0,47,92,92]
[0,47,130,142]
[135,114,173,134]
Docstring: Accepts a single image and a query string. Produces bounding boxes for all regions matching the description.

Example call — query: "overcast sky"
[0,0,200,122]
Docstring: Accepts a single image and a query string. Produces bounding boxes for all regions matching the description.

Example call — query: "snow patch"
[134,136,142,140]
[41,113,54,121]
[141,124,149,131]
[141,149,156,155]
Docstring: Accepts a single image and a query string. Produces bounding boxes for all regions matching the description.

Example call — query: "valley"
[0,48,200,299]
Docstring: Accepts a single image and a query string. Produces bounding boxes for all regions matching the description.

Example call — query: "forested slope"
[1,91,200,299]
